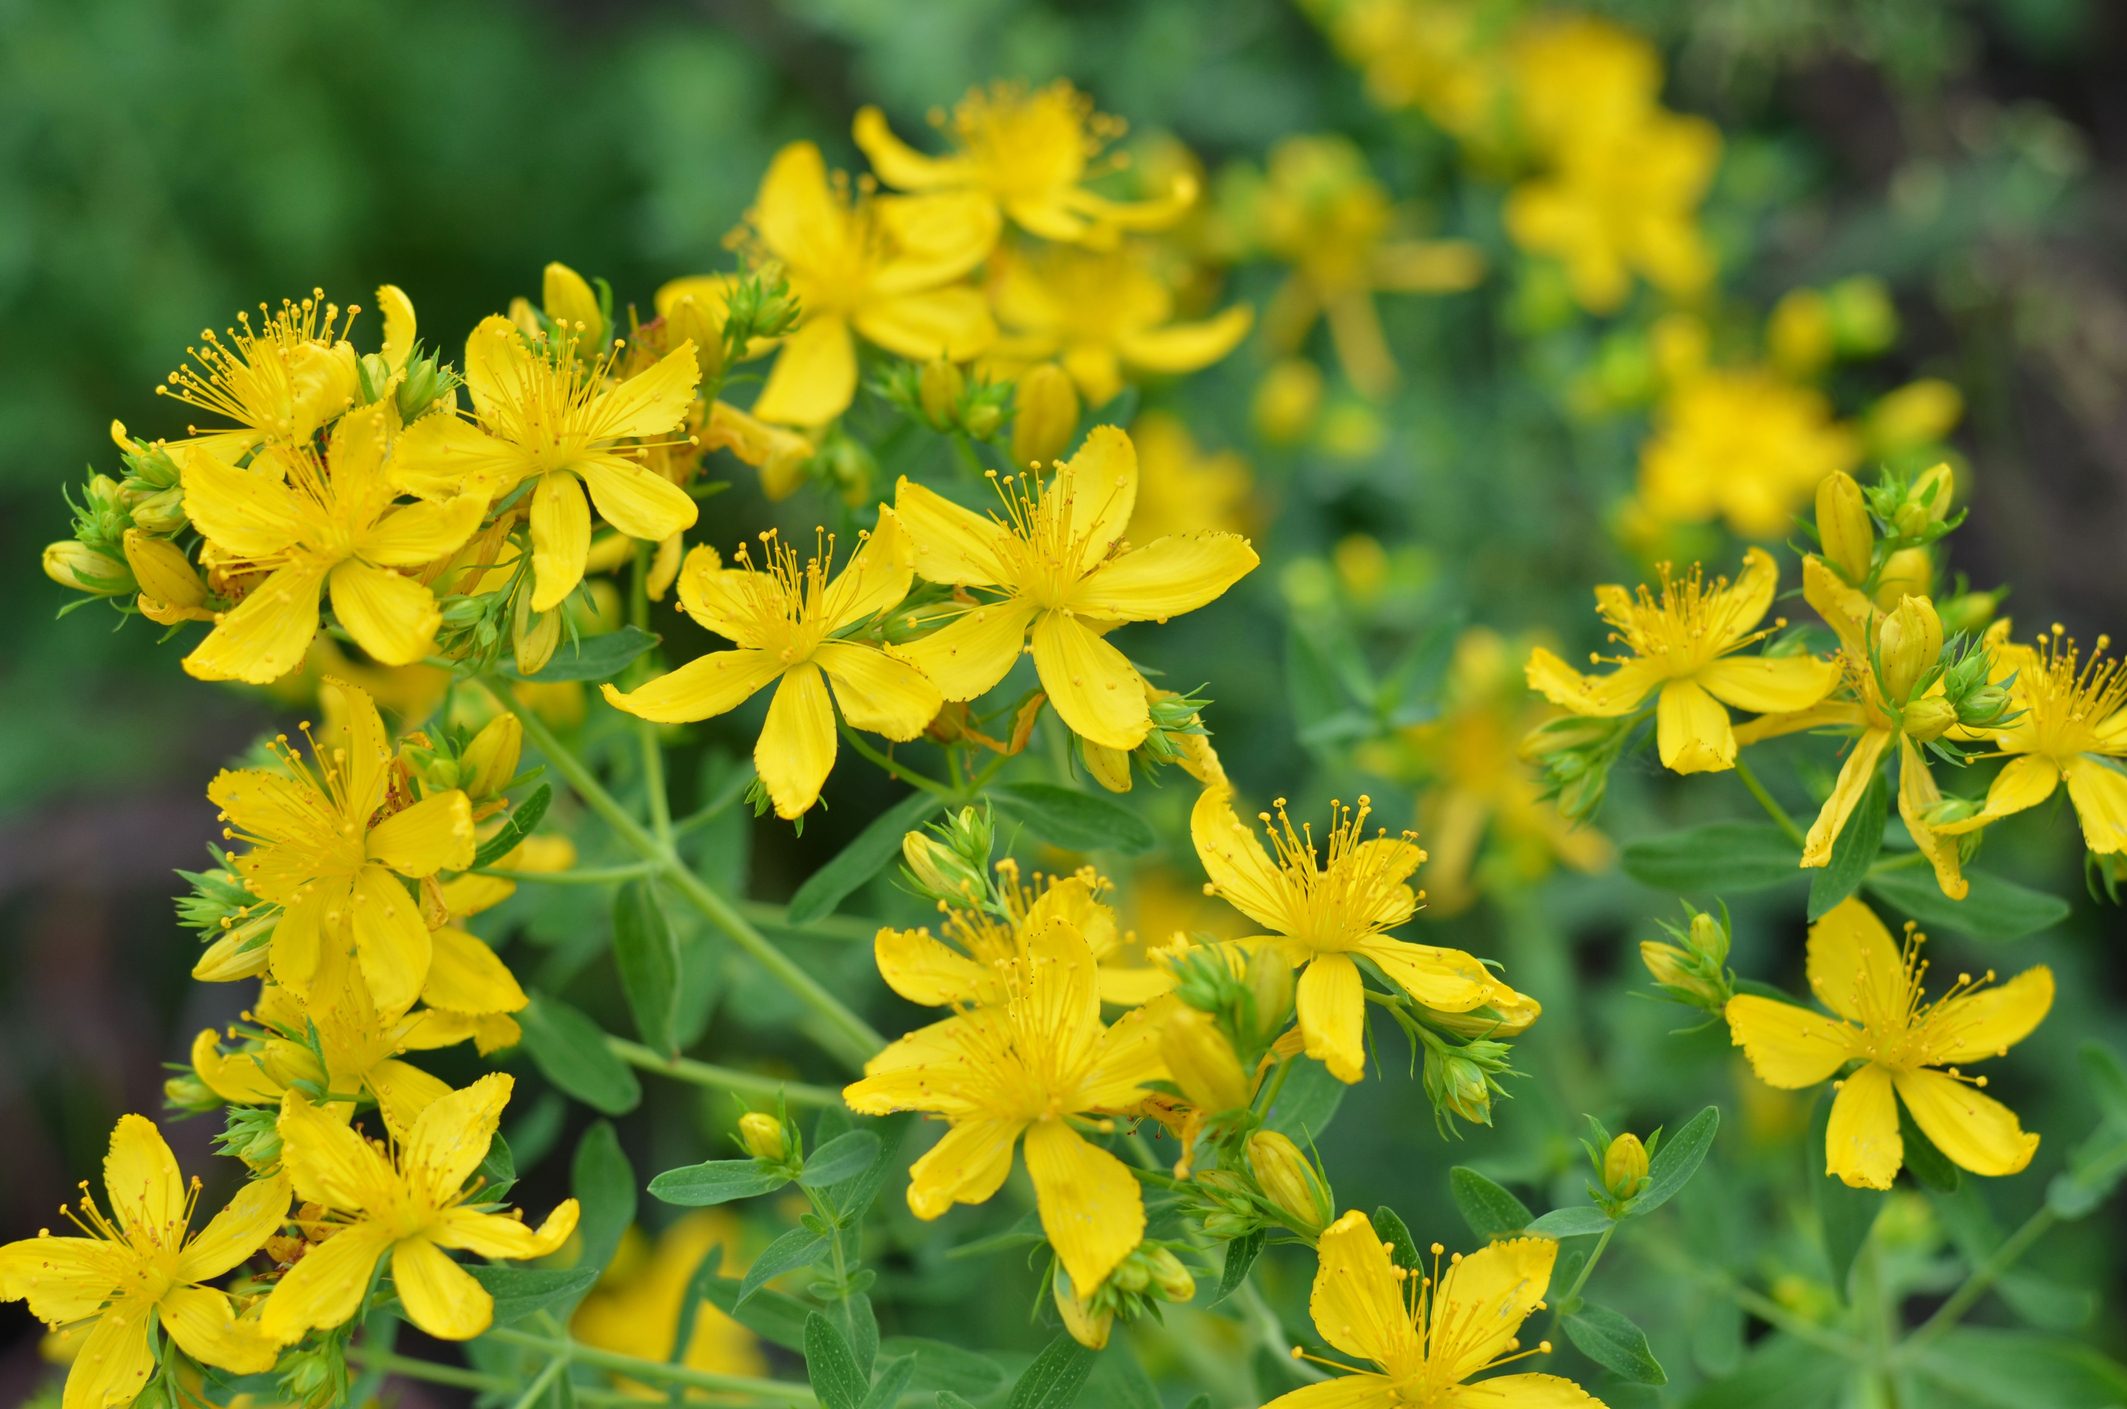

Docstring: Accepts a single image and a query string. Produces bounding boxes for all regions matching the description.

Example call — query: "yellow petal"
[1826,1063,1903,1189]
[852,106,966,190]
[177,1172,291,1283]
[529,470,592,612]
[404,1072,514,1209]
[754,315,858,426]
[1897,737,1968,900]
[358,495,485,568]
[1918,967,2053,1066]
[1307,1208,1420,1367]
[1524,647,1658,718]
[576,453,699,543]
[676,545,771,646]
[0,1236,124,1325]
[852,289,996,362]
[587,343,699,443]
[390,413,529,502]
[600,648,783,724]
[843,1012,993,1119]
[462,315,535,427]
[178,446,305,558]
[350,865,432,1018]
[1190,786,1297,934]
[103,1114,185,1240]
[1894,1067,2038,1177]
[391,1236,493,1341]
[875,926,990,1007]
[1115,305,1253,376]
[1023,1119,1144,1292]
[1075,1002,1170,1109]
[1713,547,1781,641]
[1058,424,1138,568]
[874,192,999,287]
[432,1201,580,1260]
[1656,679,1736,774]
[2064,755,2127,854]
[1696,653,1840,715]
[259,1219,394,1341]
[755,661,836,819]
[1356,938,1494,1014]
[368,792,475,877]
[1800,729,1892,867]
[1933,754,2060,837]
[1070,532,1257,622]
[329,559,440,667]
[1260,1376,1403,1409]
[1805,896,1908,1024]
[1030,612,1150,749]
[59,1295,155,1409]
[423,926,528,1016]
[1724,994,1856,1089]
[264,882,337,995]
[377,283,416,367]
[183,561,327,684]
[158,1284,279,1373]
[817,640,941,740]
[1435,1372,1605,1406]
[901,1118,1021,1220]
[818,506,917,631]
[1431,1236,1557,1383]
[893,598,1036,700]
[893,478,1013,587]
[752,142,839,267]
[1297,953,1368,1084]
[368,1060,454,1141]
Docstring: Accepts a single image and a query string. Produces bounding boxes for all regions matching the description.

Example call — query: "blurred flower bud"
[918,357,966,429]
[962,400,1003,440]
[1253,359,1322,445]
[1640,907,1733,1010]
[663,288,727,383]
[192,915,274,982]
[1878,595,1944,703]
[1161,1007,1252,1115]
[902,831,984,906]
[544,261,606,348]
[1874,547,1933,609]
[1012,363,1079,468]
[1602,1133,1649,1201]
[396,354,454,424]
[1248,952,1296,1039]
[1937,589,2001,637]
[44,540,132,596]
[163,1071,219,1114]
[1868,383,1962,457]
[1688,910,1731,967]
[820,436,876,507]
[1247,1130,1332,1237]
[1144,1245,1197,1302]
[513,594,561,676]
[1827,275,1897,356]
[737,1111,789,1163]
[462,715,523,800]
[1814,472,1874,584]
[1892,462,1956,538]
[1053,1269,1113,1350]
[1768,288,1834,379]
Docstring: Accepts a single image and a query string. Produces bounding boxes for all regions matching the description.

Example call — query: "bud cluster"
[1640,905,1735,1013]
[1052,1242,1197,1350]
[899,805,998,910]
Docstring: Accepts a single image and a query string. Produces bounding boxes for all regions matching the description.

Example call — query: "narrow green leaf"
[822,1114,909,1221]
[1632,1106,1719,1215]
[938,1396,981,1409]
[860,1356,917,1409]
[564,1121,635,1305]
[465,1266,601,1325]
[1563,1302,1667,1385]
[738,1226,828,1307]
[698,1274,810,1352]
[518,993,640,1115]
[471,783,553,869]
[1368,1207,1422,1270]
[1865,867,2070,940]
[799,1130,883,1189]
[498,625,660,682]
[2082,1042,2127,1124]
[878,1338,1007,1397]
[1264,1057,1345,1141]
[1527,1205,1611,1237]
[1211,1229,1264,1306]
[993,782,1156,855]
[804,1312,867,1409]
[647,1158,789,1208]
[1810,773,1886,918]
[612,879,680,1055]
[1006,1334,1096,1409]
[789,791,943,923]
[1622,822,1799,894]
[1448,1167,1533,1239]
[1909,1327,2127,1408]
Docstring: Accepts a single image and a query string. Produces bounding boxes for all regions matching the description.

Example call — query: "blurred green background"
[3,0,2124,1402]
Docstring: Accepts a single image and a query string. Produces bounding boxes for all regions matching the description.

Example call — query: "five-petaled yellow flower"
[0,1116,291,1409]
[736,141,996,427]
[1525,548,1838,775]
[155,289,360,460]
[1934,624,2127,856]
[1725,898,2051,1189]
[209,678,474,1017]
[894,425,1257,750]
[854,81,1194,247]
[180,408,484,684]
[1267,1209,1602,1409]
[1190,787,1505,1083]
[260,1075,579,1343]
[393,314,701,612]
[843,916,1167,1293]
[602,511,941,819]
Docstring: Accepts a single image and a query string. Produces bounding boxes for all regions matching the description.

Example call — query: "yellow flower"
[1933,625,2127,854]
[854,81,1193,247]
[259,1075,578,1343]
[1725,898,2051,1189]
[209,679,475,1017]
[1252,135,1483,397]
[0,1117,289,1409]
[1637,369,1861,538]
[843,917,1167,1292]
[1733,561,1970,898]
[893,425,1257,750]
[392,314,699,611]
[701,399,815,502]
[178,409,483,684]
[1124,413,1255,544]
[1525,548,1839,775]
[1189,787,1502,1083]
[571,1214,765,1390]
[735,142,996,427]
[986,244,1252,407]
[1265,1210,1600,1409]
[602,512,938,819]
[154,290,361,460]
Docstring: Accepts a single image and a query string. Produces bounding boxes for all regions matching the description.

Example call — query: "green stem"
[486,682,885,1070]
[1643,1242,1868,1359]
[1903,1205,2057,1352]
[640,720,673,848]
[838,721,955,797]
[1548,1222,1614,1332]
[1733,758,1807,849]
[349,1348,500,1393]
[487,1326,817,1402]
[508,1351,570,1409]
[739,900,878,944]
[479,862,659,885]
[607,1035,844,1108]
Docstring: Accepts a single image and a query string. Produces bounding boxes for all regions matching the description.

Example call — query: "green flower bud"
[738,1112,789,1163]
[1247,1130,1332,1237]
[462,714,523,800]
[1901,693,1957,742]
[44,540,133,596]
[918,357,966,429]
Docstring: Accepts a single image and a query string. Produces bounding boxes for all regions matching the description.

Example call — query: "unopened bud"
[1937,590,2001,637]
[1423,1047,1494,1128]
[1247,1130,1332,1237]
[1892,462,1956,538]
[737,1112,789,1163]
[1012,363,1079,468]
[163,1071,219,1113]
[1144,1245,1197,1302]
[1161,1007,1252,1114]
[122,530,207,611]
[512,595,561,676]
[1687,910,1730,967]
[663,288,728,382]
[1954,683,2012,729]
[1878,595,1944,703]
[1901,693,1957,742]
[1602,1133,1649,1201]
[44,540,132,596]
[462,715,523,800]
[901,830,986,906]
[130,485,190,535]
[918,357,966,429]
[1052,1270,1113,1350]
[1423,986,1541,1040]
[543,261,606,348]
[1814,472,1873,584]
[1873,547,1933,610]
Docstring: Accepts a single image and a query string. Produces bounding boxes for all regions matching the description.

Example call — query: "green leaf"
[938,1396,981,1409]
[1622,822,1799,894]
[788,791,943,924]
[465,1265,601,1325]
[1810,772,1885,918]
[1910,1328,2127,1408]
[474,1132,515,1201]
[612,879,680,1055]
[804,1312,868,1409]
[565,1121,635,1300]
[738,1225,828,1306]
[800,1130,883,1189]
[1632,1105,1719,1215]
[1006,1334,1096,1409]
[1683,1333,1844,1409]
[699,1274,811,1352]
[860,1356,917,1409]
[820,1114,909,1221]
[1264,1057,1345,1141]
[1211,1229,1265,1306]
[1898,1103,1962,1192]
[878,1338,1007,1397]
[470,783,553,870]
[1449,1167,1533,1239]
[1527,1205,1611,1237]
[2048,1127,2127,1220]
[1368,1207,1421,1270]
[647,1157,789,1208]
[1865,866,2070,940]
[518,993,640,1115]
[498,625,660,682]
[1287,619,1373,750]
[2083,1042,2127,1124]
[993,782,1156,855]
[1563,1302,1667,1385]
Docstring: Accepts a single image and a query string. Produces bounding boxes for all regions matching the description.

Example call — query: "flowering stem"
[837,721,955,797]
[486,1326,819,1402]
[484,681,885,1070]
[1552,1222,1613,1319]
[605,1035,844,1107]
[1732,758,1807,849]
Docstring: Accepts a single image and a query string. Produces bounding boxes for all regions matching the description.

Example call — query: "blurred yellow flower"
[1126,412,1255,543]
[1637,369,1861,538]
[1726,898,2050,1188]
[572,1213,765,1391]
